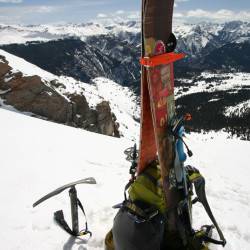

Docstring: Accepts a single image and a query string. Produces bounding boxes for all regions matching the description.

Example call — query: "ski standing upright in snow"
[138,0,226,248]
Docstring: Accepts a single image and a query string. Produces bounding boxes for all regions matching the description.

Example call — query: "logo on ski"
[154,40,166,55]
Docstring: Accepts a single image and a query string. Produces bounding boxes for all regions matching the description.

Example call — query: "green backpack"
[105,160,225,250]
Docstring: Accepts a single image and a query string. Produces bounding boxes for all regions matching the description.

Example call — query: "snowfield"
[0,108,250,250]
[175,72,250,99]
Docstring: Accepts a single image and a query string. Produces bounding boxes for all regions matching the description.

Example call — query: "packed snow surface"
[0,108,250,250]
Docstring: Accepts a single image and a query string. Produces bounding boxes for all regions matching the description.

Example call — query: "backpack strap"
[186,166,226,246]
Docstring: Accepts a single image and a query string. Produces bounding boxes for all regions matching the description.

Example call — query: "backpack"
[105,160,224,250]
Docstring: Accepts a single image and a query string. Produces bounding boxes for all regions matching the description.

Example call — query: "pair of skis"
[138,0,184,234]
[138,0,226,247]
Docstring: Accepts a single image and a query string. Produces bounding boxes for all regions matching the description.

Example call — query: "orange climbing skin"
[138,67,157,174]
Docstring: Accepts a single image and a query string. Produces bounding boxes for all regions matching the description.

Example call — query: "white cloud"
[174,0,189,9]
[96,10,139,21]
[127,12,140,19]
[0,5,57,24]
[174,12,184,18]
[0,0,22,3]
[116,10,124,15]
[97,13,107,18]
[34,6,55,14]
[175,9,250,23]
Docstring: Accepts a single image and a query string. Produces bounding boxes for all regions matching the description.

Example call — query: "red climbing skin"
[138,66,157,174]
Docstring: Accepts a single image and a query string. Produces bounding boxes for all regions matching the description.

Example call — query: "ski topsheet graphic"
[138,0,184,174]
[138,0,184,234]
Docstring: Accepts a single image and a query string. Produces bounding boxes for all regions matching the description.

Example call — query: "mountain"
[1,20,250,82]
[0,37,140,90]
[0,20,249,139]
[1,106,250,250]
[175,72,250,139]
[0,49,140,140]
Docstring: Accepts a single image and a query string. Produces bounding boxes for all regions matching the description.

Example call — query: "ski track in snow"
[0,109,250,250]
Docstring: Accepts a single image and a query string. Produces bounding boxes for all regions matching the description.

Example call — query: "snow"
[0,108,250,249]
[186,131,250,250]
[0,49,139,141]
[175,72,250,99]
[0,21,140,45]
[0,49,55,81]
[0,30,250,250]
[92,77,140,140]
[0,108,132,250]
[224,100,250,117]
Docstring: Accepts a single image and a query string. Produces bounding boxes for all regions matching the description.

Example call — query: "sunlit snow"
[0,107,250,250]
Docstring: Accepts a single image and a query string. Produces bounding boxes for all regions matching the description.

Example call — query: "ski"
[139,0,185,236]
[138,0,226,247]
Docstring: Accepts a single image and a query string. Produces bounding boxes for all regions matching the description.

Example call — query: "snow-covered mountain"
[175,72,250,139]
[0,20,249,139]
[0,49,139,140]
[0,19,250,249]
[1,20,250,79]
[0,21,140,45]
[1,104,250,250]
[1,20,249,58]
[1,45,249,140]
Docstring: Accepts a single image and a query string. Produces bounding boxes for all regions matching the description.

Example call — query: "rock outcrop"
[0,55,120,137]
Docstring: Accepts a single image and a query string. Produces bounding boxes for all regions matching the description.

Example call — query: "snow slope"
[175,72,250,100]
[0,108,250,250]
[0,108,132,250]
[0,49,139,140]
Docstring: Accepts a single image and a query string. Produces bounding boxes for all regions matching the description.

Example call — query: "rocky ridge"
[0,54,120,137]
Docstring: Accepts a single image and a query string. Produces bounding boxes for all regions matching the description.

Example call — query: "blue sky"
[0,0,249,24]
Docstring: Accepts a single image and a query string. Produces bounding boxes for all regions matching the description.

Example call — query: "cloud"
[0,5,57,24]
[0,0,22,3]
[95,10,140,22]
[175,9,250,22]
[97,13,107,18]
[174,0,189,9]
[116,10,125,15]
[33,6,55,14]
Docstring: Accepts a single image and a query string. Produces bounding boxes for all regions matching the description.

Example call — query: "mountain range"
[0,20,249,139]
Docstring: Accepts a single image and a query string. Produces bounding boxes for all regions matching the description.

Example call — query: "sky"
[0,0,249,25]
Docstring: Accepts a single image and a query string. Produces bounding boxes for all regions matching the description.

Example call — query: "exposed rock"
[2,73,70,123]
[96,101,120,137]
[0,56,120,137]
